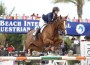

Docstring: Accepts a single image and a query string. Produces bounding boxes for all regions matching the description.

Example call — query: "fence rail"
[0,56,89,61]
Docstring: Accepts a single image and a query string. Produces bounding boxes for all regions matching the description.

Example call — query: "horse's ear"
[65,15,68,19]
[60,15,62,19]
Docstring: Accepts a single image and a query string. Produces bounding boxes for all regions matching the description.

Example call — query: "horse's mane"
[51,17,60,25]
[49,17,60,27]
[41,17,60,34]
[47,17,59,25]
[28,29,33,32]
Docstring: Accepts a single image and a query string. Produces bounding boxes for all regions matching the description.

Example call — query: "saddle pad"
[40,24,47,33]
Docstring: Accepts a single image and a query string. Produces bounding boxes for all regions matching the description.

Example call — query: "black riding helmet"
[52,7,60,12]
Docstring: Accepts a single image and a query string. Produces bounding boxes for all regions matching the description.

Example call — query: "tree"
[0,3,6,15]
[52,0,84,20]
[22,34,27,45]
[5,34,23,50]
[0,3,6,45]
[0,34,6,45]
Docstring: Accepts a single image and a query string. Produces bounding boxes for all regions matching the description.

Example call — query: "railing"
[0,56,88,61]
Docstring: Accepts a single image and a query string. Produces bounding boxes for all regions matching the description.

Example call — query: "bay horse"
[25,15,67,55]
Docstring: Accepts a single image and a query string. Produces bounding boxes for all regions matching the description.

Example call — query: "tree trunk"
[77,0,83,22]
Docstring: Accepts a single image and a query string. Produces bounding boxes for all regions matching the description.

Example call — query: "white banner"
[0,61,14,65]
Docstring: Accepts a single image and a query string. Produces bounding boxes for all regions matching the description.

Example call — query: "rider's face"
[55,11,59,14]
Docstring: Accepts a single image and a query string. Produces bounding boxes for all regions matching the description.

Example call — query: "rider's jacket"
[42,12,58,23]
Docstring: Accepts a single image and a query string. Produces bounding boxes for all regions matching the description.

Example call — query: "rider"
[33,7,60,39]
[42,6,60,24]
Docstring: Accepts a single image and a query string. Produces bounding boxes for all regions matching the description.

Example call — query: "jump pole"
[0,56,89,61]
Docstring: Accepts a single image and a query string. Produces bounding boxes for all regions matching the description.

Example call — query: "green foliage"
[5,34,23,50]
[51,0,85,18]
[52,0,84,5]
[0,3,6,45]
[22,34,27,45]
[65,37,71,46]
[0,3,6,15]
[68,60,80,65]
[52,0,74,3]
[0,34,6,45]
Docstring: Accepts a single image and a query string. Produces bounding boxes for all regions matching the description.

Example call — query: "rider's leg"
[36,28,40,36]
[33,30,37,40]
[33,28,40,39]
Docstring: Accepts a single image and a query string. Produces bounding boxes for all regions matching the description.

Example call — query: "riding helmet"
[52,7,60,11]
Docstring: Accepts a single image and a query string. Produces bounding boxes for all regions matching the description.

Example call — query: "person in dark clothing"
[0,48,8,56]
[42,7,60,24]
[60,42,69,55]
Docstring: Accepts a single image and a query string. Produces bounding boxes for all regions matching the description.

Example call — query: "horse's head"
[57,15,68,35]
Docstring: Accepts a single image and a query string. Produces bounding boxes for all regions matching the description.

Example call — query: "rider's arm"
[53,14,58,21]
[47,13,53,22]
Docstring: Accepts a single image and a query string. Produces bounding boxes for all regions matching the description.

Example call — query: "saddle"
[33,24,47,40]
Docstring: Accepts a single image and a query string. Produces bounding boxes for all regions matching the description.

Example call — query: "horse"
[25,15,67,55]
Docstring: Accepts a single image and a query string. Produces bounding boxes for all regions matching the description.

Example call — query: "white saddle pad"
[40,24,47,33]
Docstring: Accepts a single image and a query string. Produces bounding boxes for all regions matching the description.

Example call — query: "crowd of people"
[0,12,90,23]
[67,17,90,23]
[0,13,41,20]
[59,36,80,56]
[0,44,15,56]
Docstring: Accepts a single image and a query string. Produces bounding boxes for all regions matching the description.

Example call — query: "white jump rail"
[0,56,90,61]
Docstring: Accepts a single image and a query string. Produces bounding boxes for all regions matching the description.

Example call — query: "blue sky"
[1,0,90,19]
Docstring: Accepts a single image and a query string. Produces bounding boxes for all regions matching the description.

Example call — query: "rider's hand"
[51,19,53,21]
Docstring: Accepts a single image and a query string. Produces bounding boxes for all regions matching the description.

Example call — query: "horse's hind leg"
[27,44,33,56]
[27,49,33,56]
[30,49,33,56]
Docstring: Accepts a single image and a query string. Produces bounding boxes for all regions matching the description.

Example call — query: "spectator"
[22,14,25,19]
[35,14,41,20]
[73,38,80,54]
[60,42,69,55]
[31,13,35,20]
[72,17,76,22]
[70,37,80,54]
[66,50,73,56]
[70,42,76,54]
[7,44,15,56]
[67,17,71,22]
[71,36,76,43]
[0,47,8,56]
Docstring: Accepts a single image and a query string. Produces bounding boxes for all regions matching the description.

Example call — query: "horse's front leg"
[55,39,63,45]
[43,39,55,52]
[43,38,54,45]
